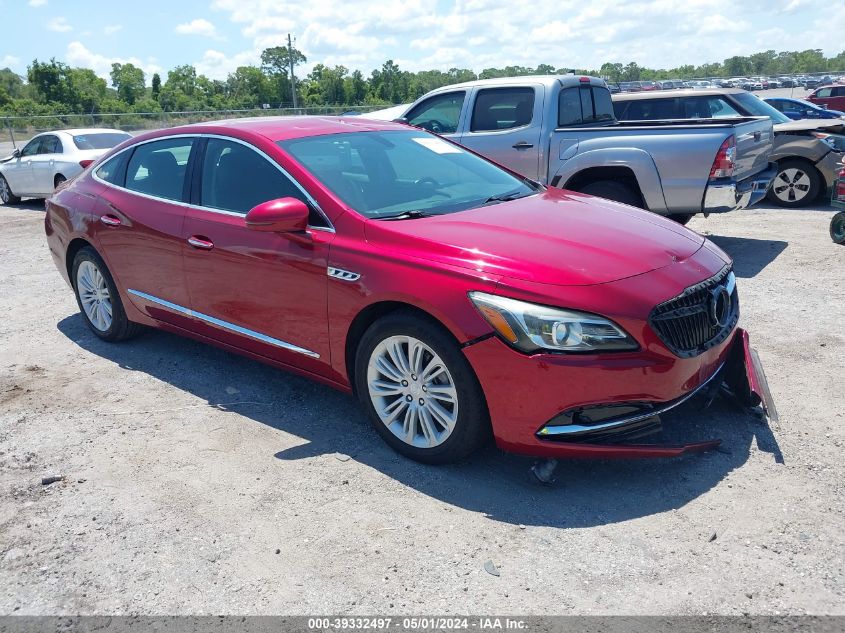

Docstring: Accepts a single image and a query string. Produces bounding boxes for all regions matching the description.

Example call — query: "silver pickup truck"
[389,75,776,224]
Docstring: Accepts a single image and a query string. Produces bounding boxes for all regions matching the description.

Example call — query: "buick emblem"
[709,286,732,328]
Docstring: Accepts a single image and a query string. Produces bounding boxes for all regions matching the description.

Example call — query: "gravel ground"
[0,197,843,616]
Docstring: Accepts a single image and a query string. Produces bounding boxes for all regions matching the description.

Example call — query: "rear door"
[89,136,196,328]
[458,85,543,180]
[180,136,333,374]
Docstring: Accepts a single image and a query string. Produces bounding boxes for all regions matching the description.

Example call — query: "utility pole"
[287,33,298,109]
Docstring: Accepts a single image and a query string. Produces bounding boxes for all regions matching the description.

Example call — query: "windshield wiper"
[483,189,532,205]
[377,209,435,221]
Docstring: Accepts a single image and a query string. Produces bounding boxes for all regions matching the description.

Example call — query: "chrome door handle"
[512,141,534,149]
[100,214,122,226]
[187,236,214,250]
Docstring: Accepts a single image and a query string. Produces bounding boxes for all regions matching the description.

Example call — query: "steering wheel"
[420,119,447,134]
[414,177,448,197]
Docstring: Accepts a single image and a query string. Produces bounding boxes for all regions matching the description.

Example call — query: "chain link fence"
[0,104,392,154]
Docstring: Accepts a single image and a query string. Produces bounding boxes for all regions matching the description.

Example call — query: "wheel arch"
[563,166,647,207]
[65,237,96,283]
[344,300,465,396]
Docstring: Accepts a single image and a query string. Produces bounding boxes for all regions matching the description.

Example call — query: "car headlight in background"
[468,291,638,354]
[811,132,845,152]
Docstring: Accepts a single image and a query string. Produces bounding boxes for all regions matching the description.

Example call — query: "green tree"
[599,62,624,82]
[110,63,145,105]
[27,58,79,106]
[68,68,107,111]
[723,56,751,77]
[151,72,161,101]
[0,68,25,99]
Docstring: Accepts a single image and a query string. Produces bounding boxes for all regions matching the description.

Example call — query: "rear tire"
[71,247,143,342]
[354,311,490,464]
[766,159,822,207]
[831,212,845,245]
[671,214,694,225]
[577,180,643,208]
[0,174,21,205]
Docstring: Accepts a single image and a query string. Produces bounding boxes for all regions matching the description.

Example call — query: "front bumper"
[463,327,775,459]
[702,162,777,213]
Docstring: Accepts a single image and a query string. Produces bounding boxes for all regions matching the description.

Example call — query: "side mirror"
[245,197,309,233]
[12,149,20,158]
[392,117,409,124]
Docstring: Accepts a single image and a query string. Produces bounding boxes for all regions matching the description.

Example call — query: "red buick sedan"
[45,117,772,464]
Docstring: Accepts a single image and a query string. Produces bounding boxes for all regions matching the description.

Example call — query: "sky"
[0,0,838,82]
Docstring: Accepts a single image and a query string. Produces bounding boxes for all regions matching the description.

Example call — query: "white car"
[0,128,131,204]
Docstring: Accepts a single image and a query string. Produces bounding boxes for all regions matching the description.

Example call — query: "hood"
[364,188,705,286]
[775,119,844,134]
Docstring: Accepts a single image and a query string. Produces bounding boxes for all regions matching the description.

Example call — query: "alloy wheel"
[0,177,9,203]
[76,260,113,332]
[772,168,812,203]
[366,335,458,449]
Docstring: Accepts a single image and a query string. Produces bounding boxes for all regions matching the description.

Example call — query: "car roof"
[30,128,128,137]
[613,88,745,101]
[134,116,408,143]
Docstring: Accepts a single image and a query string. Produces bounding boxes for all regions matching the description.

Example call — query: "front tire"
[767,160,822,207]
[354,311,490,464]
[0,174,21,205]
[576,180,644,208]
[71,247,142,342]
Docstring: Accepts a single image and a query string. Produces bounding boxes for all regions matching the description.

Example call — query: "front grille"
[649,266,739,358]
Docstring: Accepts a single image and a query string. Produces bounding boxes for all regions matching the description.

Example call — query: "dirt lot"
[0,197,843,615]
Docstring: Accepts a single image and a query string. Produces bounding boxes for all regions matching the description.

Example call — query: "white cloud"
[204,0,833,80]
[65,41,162,81]
[47,16,72,32]
[175,18,219,38]
[194,48,261,80]
[104,24,123,35]
[29,0,47,6]
[1,55,21,69]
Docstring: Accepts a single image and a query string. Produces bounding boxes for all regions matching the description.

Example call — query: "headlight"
[468,291,638,354]
[811,132,845,152]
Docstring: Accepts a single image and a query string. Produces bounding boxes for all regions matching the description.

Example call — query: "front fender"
[552,147,669,214]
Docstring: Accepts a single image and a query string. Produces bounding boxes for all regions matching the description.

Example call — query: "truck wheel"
[577,181,643,208]
[767,160,822,207]
[831,212,845,245]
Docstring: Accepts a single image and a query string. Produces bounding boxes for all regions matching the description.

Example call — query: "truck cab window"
[406,92,465,134]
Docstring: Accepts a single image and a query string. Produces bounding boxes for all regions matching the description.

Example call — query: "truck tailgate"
[734,117,773,180]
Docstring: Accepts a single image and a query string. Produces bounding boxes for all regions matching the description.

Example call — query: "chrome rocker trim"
[537,360,726,438]
[127,289,320,359]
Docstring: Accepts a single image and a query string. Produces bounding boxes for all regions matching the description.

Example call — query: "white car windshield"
[72,133,132,150]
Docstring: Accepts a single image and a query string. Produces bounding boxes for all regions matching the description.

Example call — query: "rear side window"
[73,133,131,150]
[125,137,195,202]
[95,152,129,186]
[470,87,535,132]
[558,86,615,126]
[39,135,62,154]
[406,91,465,134]
[200,138,307,215]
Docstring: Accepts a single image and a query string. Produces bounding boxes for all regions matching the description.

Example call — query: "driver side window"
[20,138,43,157]
[406,91,465,134]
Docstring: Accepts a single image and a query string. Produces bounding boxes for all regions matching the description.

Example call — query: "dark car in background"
[764,97,845,121]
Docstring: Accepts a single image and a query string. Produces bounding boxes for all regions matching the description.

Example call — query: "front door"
[181,136,333,376]
[89,136,197,328]
[4,136,42,194]
[404,91,467,142]
[458,85,544,180]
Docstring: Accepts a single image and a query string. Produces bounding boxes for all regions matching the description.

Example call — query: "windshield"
[73,132,132,150]
[731,93,792,124]
[278,130,537,219]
